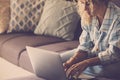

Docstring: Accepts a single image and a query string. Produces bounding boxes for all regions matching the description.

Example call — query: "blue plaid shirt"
[77,2,120,65]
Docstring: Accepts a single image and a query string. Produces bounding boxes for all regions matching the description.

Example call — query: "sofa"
[0,0,82,79]
[0,0,120,80]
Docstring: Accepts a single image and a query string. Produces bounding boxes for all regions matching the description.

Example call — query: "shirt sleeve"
[76,26,94,53]
[98,16,120,65]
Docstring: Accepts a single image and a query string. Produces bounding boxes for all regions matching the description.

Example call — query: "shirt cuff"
[75,45,90,53]
[98,49,117,65]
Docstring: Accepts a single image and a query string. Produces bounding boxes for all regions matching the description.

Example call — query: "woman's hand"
[66,57,101,79]
[63,50,88,71]
[66,60,89,79]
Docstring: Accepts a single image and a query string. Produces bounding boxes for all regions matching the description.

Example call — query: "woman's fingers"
[66,64,79,79]
[66,61,89,79]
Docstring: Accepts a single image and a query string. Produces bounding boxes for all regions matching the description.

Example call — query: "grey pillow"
[34,0,80,40]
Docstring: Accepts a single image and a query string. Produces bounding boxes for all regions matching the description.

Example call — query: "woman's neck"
[96,3,108,26]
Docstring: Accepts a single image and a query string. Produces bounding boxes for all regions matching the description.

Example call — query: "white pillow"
[34,0,80,40]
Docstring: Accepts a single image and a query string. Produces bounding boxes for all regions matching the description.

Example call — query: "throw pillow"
[7,0,45,33]
[0,0,10,34]
[34,0,80,40]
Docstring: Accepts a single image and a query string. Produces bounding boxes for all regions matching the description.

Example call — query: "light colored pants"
[60,49,120,79]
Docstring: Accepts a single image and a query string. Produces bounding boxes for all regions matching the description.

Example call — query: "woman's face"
[77,0,96,26]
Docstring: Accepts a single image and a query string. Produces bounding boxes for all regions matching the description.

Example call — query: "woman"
[61,0,120,79]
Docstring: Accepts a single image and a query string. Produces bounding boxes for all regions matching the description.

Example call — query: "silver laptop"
[26,46,67,80]
[26,46,95,80]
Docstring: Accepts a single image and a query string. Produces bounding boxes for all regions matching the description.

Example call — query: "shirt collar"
[92,2,116,33]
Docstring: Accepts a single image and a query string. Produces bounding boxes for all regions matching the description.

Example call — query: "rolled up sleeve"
[98,18,120,65]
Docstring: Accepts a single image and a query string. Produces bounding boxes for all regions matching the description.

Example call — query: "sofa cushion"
[38,41,79,53]
[19,41,79,72]
[0,33,27,57]
[0,0,10,33]
[0,33,64,65]
[7,0,45,33]
[34,0,80,40]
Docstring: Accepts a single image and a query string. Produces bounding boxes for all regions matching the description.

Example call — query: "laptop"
[26,46,95,80]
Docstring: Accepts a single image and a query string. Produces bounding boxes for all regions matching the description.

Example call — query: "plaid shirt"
[77,2,120,65]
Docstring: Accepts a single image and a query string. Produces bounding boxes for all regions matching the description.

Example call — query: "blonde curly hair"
[77,0,109,26]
